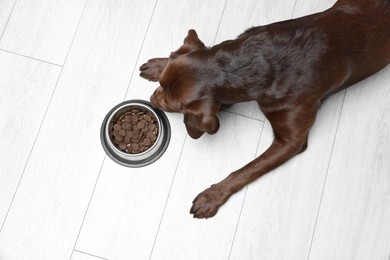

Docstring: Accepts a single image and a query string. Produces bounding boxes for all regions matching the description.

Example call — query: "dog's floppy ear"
[183,100,220,139]
[171,30,206,57]
[184,29,205,50]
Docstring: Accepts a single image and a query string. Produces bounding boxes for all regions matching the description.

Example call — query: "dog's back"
[239,0,390,97]
[328,0,390,86]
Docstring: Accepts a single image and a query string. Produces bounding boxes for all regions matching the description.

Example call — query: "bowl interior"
[107,103,161,156]
[101,100,171,168]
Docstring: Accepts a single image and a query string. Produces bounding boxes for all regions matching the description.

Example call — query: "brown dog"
[140,0,390,219]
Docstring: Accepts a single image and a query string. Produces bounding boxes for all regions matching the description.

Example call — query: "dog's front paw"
[190,185,228,219]
[139,58,168,82]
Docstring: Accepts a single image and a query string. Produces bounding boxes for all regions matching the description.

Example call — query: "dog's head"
[150,30,220,139]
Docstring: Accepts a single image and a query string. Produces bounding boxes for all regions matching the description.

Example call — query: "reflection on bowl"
[101,100,171,167]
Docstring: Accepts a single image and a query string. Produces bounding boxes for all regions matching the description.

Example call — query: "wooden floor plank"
[71,251,107,260]
[0,0,16,38]
[216,0,297,121]
[229,0,344,259]
[74,0,228,258]
[309,67,390,260]
[128,0,230,101]
[293,0,335,17]
[0,0,87,65]
[0,0,156,259]
[1,0,389,259]
[0,51,60,228]
[229,92,345,260]
[150,112,263,260]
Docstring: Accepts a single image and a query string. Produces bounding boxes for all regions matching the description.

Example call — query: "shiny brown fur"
[140,0,390,219]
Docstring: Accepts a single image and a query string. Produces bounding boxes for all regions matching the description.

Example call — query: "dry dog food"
[110,106,159,154]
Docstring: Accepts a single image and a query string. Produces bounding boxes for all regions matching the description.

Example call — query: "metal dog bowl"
[101,99,171,167]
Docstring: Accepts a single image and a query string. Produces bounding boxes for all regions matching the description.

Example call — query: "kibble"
[110,106,159,154]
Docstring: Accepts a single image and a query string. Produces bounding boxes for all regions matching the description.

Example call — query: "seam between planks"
[226,0,300,257]
[148,0,229,259]
[69,0,159,259]
[224,109,265,122]
[0,54,64,232]
[148,134,188,260]
[0,48,62,67]
[73,249,109,260]
[291,0,299,18]
[228,121,266,260]
[306,89,347,260]
[0,0,18,43]
[212,0,229,45]
[122,0,159,102]
[70,157,107,260]
[0,0,89,233]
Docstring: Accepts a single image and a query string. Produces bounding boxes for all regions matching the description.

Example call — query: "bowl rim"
[105,102,162,157]
[100,99,171,168]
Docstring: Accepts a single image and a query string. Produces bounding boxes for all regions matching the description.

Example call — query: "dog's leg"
[139,58,168,82]
[190,107,317,218]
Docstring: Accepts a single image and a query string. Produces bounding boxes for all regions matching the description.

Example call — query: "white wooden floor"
[0,0,389,259]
